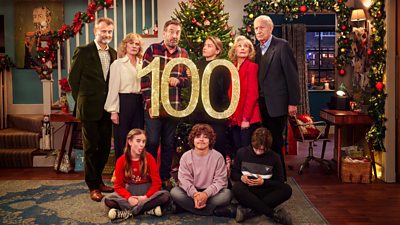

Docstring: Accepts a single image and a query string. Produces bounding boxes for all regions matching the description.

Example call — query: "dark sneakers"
[235,205,258,223]
[273,208,293,225]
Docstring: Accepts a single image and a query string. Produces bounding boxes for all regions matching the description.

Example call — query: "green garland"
[34,0,113,80]
[240,0,386,151]
[366,0,386,151]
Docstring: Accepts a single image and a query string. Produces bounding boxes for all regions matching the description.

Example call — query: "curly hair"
[228,35,256,63]
[251,127,273,150]
[117,33,144,59]
[188,124,216,149]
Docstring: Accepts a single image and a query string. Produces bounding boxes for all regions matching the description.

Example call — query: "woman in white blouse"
[105,33,144,160]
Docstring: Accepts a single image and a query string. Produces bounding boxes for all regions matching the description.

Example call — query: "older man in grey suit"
[254,15,300,180]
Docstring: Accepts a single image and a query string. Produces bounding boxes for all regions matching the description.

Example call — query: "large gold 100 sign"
[137,57,240,119]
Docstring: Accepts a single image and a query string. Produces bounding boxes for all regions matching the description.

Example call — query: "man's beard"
[101,38,112,44]
[96,34,111,44]
[166,40,178,48]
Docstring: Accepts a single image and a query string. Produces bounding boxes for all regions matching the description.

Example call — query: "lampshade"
[351,9,366,21]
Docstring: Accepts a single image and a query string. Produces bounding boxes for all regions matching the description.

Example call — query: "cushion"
[290,114,320,139]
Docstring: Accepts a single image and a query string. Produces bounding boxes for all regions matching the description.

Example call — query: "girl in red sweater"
[105,129,170,221]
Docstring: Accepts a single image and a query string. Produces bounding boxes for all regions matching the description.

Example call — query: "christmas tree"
[173,0,234,61]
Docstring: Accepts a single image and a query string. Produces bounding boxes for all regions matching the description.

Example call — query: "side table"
[50,112,80,172]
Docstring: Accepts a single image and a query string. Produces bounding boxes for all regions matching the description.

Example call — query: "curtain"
[282,24,309,115]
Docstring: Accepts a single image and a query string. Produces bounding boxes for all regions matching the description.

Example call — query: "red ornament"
[338,0,343,3]
[339,69,345,76]
[191,19,197,24]
[247,26,252,33]
[343,39,348,44]
[105,0,113,7]
[299,5,307,13]
[341,25,347,30]
[367,49,372,55]
[375,82,384,91]
[88,3,97,13]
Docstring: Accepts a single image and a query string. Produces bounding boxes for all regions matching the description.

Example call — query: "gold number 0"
[202,59,240,119]
[137,57,240,119]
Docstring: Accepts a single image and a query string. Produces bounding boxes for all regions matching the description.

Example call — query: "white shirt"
[104,55,142,113]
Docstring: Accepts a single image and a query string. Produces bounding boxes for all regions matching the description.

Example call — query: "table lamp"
[329,84,350,110]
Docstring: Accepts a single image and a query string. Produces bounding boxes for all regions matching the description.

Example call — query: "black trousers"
[113,93,144,160]
[81,111,112,190]
[232,181,292,218]
[258,97,288,180]
[231,123,260,157]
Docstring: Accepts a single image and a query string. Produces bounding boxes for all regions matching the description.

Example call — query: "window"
[306,31,335,88]
[268,14,336,89]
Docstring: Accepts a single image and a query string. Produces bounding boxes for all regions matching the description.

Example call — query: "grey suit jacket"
[256,36,300,117]
[68,41,117,121]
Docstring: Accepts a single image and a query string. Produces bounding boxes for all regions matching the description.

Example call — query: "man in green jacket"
[69,17,117,202]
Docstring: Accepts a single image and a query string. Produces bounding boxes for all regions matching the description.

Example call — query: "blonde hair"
[117,33,144,59]
[228,35,256,62]
[124,129,148,179]
[205,36,223,57]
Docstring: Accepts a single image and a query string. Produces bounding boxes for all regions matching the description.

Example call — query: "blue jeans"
[144,112,178,180]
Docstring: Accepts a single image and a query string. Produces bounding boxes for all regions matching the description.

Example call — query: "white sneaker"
[145,206,162,216]
[108,208,132,221]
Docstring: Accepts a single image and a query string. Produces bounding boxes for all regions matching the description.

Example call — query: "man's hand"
[288,105,297,117]
[186,69,192,78]
[111,112,119,124]
[193,192,208,209]
[241,175,264,186]
[169,77,180,87]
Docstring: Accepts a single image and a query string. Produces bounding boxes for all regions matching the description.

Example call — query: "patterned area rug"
[0,178,328,225]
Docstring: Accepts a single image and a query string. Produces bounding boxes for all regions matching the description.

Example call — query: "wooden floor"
[1,137,399,225]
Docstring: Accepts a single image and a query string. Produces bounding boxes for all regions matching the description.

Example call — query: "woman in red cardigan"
[228,35,262,156]
[104,129,170,221]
